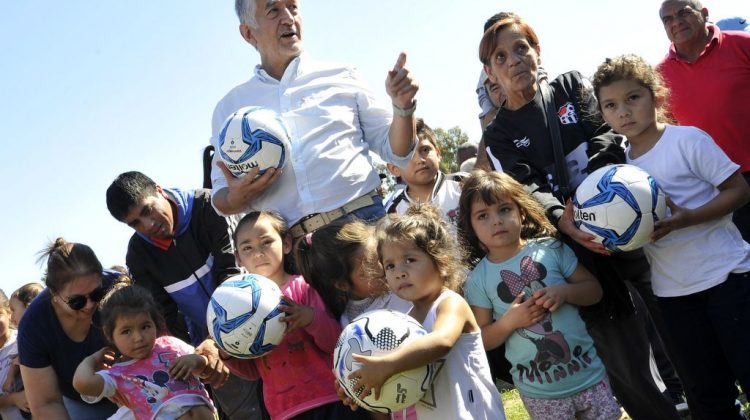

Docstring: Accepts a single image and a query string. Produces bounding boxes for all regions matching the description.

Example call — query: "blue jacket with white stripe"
[125,188,240,345]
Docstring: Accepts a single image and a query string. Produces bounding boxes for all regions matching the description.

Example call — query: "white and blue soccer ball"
[333,309,433,413]
[573,164,667,252]
[217,106,292,177]
[206,273,287,359]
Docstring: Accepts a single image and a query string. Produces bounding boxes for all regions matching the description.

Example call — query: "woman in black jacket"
[477,14,684,420]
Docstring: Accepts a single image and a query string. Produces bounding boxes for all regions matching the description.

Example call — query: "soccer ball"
[217,106,292,177]
[206,274,287,359]
[573,164,667,252]
[333,309,432,413]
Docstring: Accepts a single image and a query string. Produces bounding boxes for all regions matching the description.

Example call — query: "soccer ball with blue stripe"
[573,164,666,252]
[217,106,291,178]
[333,309,433,413]
[206,274,287,359]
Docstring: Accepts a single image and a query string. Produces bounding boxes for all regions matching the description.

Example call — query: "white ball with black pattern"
[333,309,432,413]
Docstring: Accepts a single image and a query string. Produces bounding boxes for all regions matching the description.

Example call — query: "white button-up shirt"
[210,53,413,225]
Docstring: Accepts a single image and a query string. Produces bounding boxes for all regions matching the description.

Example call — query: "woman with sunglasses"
[17,238,126,419]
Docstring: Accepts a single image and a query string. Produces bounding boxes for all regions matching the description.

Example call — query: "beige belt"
[289,189,379,239]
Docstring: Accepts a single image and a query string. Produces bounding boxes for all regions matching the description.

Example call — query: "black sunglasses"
[61,285,107,311]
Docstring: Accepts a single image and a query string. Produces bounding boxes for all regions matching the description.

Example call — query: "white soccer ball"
[217,106,292,177]
[573,164,667,252]
[333,309,432,413]
[206,274,287,359]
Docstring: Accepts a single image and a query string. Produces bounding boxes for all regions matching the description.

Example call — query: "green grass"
[500,388,530,420]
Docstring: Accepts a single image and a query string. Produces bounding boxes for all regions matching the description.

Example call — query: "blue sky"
[1,0,746,294]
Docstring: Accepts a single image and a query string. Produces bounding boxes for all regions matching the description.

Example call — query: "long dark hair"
[99,284,166,347]
[232,210,297,274]
[295,219,376,320]
[458,170,556,261]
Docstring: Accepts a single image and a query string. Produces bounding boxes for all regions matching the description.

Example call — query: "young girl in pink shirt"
[222,211,369,420]
[72,285,215,420]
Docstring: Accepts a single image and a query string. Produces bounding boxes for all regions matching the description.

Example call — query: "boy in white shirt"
[385,119,463,225]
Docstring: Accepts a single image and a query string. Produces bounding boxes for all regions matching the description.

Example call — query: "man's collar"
[254,52,308,82]
[134,188,195,249]
[667,24,721,62]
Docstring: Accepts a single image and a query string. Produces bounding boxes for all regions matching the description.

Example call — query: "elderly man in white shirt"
[211,0,419,237]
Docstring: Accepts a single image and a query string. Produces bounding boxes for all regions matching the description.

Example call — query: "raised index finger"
[392,52,407,73]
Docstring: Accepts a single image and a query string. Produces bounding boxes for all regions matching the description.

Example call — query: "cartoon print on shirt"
[123,371,170,404]
[497,256,572,373]
[116,350,205,407]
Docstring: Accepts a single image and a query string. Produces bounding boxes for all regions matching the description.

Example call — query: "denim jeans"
[348,195,385,223]
[62,396,117,419]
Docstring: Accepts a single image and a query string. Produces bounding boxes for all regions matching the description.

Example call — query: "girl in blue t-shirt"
[459,170,620,419]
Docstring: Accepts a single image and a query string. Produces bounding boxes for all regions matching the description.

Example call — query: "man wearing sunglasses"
[106,171,265,420]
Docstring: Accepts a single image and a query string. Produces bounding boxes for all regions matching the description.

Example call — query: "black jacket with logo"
[484,71,643,320]
[484,71,624,218]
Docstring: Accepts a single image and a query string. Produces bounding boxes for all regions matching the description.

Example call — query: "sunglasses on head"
[61,285,107,311]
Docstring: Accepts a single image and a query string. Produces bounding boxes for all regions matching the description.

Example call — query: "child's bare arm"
[72,348,108,397]
[169,354,208,381]
[0,390,29,412]
[653,171,750,241]
[349,295,471,399]
[532,263,602,311]
[277,298,313,333]
[472,294,546,350]
[2,360,19,393]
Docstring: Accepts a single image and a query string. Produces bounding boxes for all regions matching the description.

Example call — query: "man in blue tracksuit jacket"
[106,171,266,420]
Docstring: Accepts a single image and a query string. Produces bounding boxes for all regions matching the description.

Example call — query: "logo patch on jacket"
[557,102,577,124]
[513,136,531,148]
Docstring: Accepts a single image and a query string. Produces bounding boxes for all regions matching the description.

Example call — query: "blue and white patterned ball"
[573,164,667,252]
[206,273,287,359]
[217,106,291,177]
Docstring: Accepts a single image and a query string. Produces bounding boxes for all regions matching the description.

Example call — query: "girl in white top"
[1,284,42,420]
[350,205,505,420]
[0,290,25,420]
[592,54,750,417]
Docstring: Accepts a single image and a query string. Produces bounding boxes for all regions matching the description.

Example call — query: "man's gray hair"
[660,0,704,13]
[235,0,258,28]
